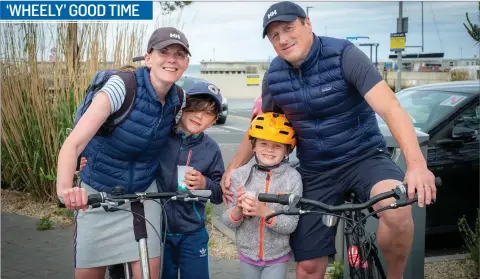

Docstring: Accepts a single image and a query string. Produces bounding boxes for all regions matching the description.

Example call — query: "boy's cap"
[147,27,191,56]
[186,82,223,113]
[262,1,306,38]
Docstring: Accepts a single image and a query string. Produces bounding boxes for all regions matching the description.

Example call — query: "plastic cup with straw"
[177,149,193,191]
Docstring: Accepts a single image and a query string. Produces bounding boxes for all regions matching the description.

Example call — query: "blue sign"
[0,1,153,21]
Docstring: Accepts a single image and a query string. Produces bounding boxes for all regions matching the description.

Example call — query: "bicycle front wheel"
[366,248,386,279]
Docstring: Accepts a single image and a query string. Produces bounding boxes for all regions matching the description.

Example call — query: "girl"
[222,112,303,279]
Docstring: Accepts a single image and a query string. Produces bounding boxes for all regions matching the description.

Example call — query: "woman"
[56,27,190,279]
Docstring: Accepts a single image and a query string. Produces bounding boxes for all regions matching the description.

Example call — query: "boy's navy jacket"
[156,130,224,234]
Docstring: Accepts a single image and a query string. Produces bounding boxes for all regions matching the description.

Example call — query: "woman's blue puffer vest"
[267,35,386,171]
[79,66,181,193]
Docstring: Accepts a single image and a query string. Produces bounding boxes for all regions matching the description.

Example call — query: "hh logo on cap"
[208,84,220,95]
[170,33,181,39]
[267,10,277,19]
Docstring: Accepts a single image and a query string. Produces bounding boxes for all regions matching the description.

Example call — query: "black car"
[175,75,229,124]
[288,80,479,235]
[377,80,479,235]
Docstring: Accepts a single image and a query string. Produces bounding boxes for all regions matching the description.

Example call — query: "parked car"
[251,81,479,235]
[175,75,228,124]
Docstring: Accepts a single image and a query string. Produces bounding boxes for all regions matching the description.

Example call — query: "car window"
[376,89,470,132]
[453,103,480,132]
[175,77,206,91]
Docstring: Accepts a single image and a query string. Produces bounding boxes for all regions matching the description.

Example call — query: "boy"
[79,81,225,279]
[157,81,225,279]
[221,112,303,279]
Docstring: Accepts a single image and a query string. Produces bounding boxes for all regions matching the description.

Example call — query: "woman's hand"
[62,187,89,211]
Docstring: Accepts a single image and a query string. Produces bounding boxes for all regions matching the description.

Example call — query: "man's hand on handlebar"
[404,165,437,207]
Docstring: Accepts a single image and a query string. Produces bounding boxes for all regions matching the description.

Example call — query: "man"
[220,2,437,279]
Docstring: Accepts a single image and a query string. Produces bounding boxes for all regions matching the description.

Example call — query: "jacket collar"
[173,129,204,146]
[281,33,321,72]
[245,156,291,175]
[299,33,321,71]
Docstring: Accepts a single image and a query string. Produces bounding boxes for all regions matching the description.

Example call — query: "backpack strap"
[174,85,186,125]
[108,71,137,128]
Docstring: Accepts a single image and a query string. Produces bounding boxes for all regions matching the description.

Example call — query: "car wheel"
[216,116,227,125]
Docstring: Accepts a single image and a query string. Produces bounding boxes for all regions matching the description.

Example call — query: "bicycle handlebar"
[258,177,442,221]
[58,188,212,209]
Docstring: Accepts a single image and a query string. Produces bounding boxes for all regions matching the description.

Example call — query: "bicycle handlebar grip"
[257,193,290,205]
[87,193,105,205]
[57,193,104,208]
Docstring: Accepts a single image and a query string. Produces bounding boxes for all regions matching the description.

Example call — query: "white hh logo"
[199,248,207,257]
[208,84,220,95]
[267,10,277,19]
[170,33,181,39]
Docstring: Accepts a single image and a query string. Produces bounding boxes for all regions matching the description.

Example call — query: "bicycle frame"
[343,195,386,279]
[59,187,212,279]
[258,178,442,279]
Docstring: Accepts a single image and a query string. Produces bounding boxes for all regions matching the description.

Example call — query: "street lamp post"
[306,6,313,16]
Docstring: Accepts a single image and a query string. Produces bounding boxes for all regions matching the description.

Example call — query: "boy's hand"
[185,169,206,190]
[242,197,274,219]
[75,157,88,174]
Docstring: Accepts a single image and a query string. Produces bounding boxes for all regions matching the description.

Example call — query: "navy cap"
[147,27,191,56]
[185,82,223,113]
[262,1,307,38]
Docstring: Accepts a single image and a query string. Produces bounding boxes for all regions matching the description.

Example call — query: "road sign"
[246,74,260,86]
[390,32,406,52]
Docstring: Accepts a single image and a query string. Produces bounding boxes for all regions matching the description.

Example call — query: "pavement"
[1,212,297,279]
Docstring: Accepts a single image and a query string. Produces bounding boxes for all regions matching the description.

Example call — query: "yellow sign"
[246,74,260,86]
[390,32,406,52]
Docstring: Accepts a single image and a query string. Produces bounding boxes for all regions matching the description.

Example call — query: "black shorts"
[289,148,405,262]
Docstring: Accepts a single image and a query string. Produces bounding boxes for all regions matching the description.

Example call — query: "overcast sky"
[147,1,479,64]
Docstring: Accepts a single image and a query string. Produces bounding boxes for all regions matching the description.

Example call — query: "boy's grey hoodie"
[221,157,303,262]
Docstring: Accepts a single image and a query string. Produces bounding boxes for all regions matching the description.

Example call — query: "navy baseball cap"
[147,27,191,56]
[262,1,307,38]
[186,82,223,113]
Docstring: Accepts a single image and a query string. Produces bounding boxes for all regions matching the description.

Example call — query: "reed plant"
[1,23,147,200]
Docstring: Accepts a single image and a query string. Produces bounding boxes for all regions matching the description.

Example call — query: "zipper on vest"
[128,161,134,193]
[299,69,312,113]
[154,105,165,140]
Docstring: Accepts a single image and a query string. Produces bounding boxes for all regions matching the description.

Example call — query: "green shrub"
[458,213,479,270]
[36,215,55,231]
[328,260,344,279]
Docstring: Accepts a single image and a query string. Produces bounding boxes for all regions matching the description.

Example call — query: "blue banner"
[0,1,153,21]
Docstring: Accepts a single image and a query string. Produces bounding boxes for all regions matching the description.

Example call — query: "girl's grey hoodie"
[221,157,303,262]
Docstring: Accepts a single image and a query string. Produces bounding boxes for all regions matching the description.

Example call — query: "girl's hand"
[242,197,274,218]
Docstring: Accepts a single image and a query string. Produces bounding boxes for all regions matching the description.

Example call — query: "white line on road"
[228,114,251,121]
[222,125,246,132]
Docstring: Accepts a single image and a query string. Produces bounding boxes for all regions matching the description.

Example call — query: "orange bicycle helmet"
[249,112,296,151]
